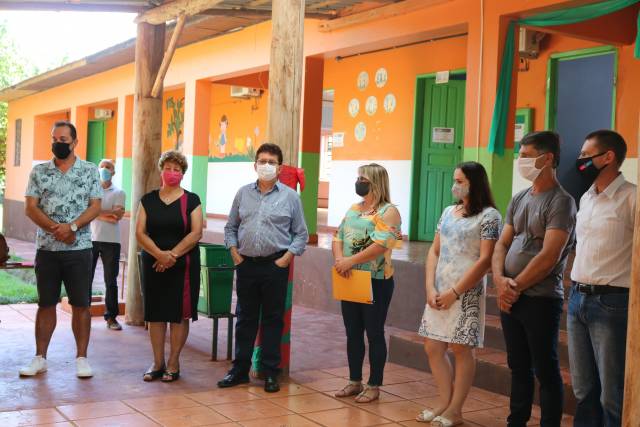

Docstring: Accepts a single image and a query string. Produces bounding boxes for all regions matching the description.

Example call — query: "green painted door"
[414,78,465,241]
[87,120,105,165]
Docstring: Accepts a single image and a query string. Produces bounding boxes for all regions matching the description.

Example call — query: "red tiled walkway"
[0,303,573,426]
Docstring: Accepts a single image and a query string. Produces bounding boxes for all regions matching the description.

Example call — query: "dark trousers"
[233,259,289,376]
[500,294,564,427]
[91,241,121,321]
[341,277,394,386]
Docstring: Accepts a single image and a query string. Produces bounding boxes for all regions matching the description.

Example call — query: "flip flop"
[416,409,437,422]
[431,415,463,427]
[161,370,180,382]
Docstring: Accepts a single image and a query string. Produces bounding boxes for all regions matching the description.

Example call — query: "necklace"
[160,189,181,204]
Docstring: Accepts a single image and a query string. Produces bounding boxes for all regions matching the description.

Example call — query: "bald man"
[91,159,126,330]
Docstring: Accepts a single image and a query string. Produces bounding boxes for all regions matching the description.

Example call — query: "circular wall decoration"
[365,96,378,116]
[357,71,369,91]
[355,122,367,142]
[383,93,396,113]
[348,98,360,118]
[375,67,388,88]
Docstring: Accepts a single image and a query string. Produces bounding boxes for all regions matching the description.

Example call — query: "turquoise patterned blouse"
[334,203,401,280]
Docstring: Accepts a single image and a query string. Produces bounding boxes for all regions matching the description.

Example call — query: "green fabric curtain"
[487,0,640,156]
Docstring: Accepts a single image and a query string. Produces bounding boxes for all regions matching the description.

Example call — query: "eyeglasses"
[256,160,279,166]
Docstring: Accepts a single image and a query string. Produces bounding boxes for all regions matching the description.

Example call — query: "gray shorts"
[35,249,93,308]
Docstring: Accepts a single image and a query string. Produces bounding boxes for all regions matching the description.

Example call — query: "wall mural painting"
[208,114,260,163]
[166,96,185,151]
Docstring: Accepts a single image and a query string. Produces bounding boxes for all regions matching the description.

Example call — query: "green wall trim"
[462,147,514,215]
[190,155,208,214]
[300,151,320,236]
[119,157,133,211]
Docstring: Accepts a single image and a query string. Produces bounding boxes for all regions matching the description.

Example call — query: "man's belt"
[575,283,629,295]
[241,250,287,263]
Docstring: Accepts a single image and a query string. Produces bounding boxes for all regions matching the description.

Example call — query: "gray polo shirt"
[91,184,125,244]
[504,185,576,299]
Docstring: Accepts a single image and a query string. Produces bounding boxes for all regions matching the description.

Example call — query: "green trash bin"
[198,244,235,315]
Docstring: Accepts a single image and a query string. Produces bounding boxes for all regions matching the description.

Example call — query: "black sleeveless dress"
[140,189,201,322]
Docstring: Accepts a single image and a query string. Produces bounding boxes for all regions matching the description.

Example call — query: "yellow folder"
[332,268,373,304]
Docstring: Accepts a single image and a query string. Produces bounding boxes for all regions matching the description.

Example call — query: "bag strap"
[179,192,189,233]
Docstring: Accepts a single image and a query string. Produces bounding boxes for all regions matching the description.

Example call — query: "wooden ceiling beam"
[319,0,452,32]
[197,7,335,20]
[135,0,225,25]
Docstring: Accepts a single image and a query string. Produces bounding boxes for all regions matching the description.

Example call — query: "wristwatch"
[70,222,78,232]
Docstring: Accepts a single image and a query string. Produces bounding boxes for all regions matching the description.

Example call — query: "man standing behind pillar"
[219,143,308,393]
[91,159,126,331]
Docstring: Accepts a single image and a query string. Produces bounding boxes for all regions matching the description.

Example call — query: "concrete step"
[388,329,576,415]
[483,314,570,368]
[61,296,125,317]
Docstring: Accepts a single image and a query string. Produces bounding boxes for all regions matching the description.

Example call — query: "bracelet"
[451,287,460,299]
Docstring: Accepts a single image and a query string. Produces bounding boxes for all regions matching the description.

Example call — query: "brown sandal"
[354,385,380,403]
[334,382,363,398]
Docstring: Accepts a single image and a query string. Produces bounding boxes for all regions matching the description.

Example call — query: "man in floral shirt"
[20,121,102,378]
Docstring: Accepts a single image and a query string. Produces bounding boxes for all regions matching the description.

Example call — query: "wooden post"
[251,0,304,376]
[267,0,305,165]
[125,22,165,326]
[622,120,640,423]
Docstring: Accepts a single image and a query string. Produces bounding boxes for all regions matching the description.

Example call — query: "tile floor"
[0,300,574,426]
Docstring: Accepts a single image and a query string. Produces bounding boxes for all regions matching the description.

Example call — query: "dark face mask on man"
[51,141,74,160]
[575,151,608,182]
[355,180,370,197]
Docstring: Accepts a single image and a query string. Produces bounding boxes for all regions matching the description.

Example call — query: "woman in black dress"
[135,150,203,382]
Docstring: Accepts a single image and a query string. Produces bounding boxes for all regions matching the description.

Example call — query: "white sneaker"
[76,357,93,378]
[19,355,47,376]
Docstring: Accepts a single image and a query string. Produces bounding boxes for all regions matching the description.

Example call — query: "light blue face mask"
[99,167,112,182]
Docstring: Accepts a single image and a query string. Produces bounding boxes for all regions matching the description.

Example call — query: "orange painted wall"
[325,36,468,161]
[33,111,70,161]
[208,84,269,159]
[162,88,186,153]
[516,34,639,156]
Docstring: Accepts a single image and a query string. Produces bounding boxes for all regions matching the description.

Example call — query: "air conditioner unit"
[230,86,261,98]
[94,108,113,120]
[519,28,546,59]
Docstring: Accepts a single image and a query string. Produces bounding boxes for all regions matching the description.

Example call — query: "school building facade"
[2,0,639,243]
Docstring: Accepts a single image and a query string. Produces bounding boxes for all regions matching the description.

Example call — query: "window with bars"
[14,119,22,166]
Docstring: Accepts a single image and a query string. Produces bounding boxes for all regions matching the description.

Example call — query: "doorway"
[87,120,106,165]
[410,72,466,241]
[546,46,616,205]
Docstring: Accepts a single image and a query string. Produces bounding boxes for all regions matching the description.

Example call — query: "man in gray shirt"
[492,131,576,427]
[218,143,308,393]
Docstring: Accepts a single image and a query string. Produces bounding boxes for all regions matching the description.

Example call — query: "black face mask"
[52,141,73,159]
[355,180,370,197]
[575,152,607,182]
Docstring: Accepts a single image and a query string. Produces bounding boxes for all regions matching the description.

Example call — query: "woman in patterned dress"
[332,163,402,403]
[416,162,502,426]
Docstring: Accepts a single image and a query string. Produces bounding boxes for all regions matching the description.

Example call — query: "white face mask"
[451,183,469,200]
[256,163,278,181]
[517,154,545,182]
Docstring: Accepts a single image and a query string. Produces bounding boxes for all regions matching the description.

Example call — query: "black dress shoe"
[217,371,250,388]
[264,376,280,393]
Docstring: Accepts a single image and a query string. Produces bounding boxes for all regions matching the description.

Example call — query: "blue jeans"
[567,285,628,427]
[500,295,564,427]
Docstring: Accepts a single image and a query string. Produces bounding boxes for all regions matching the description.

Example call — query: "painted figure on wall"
[218,115,228,155]
[166,96,184,151]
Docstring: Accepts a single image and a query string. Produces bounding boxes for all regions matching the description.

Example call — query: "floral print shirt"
[25,158,103,251]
